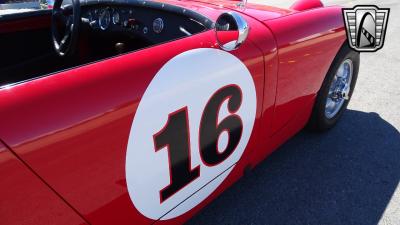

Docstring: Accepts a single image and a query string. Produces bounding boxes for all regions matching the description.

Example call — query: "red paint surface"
[189,0,294,21]
[0,28,265,224]
[0,1,346,224]
[0,13,51,34]
[0,140,86,225]
[264,6,346,134]
[290,0,324,11]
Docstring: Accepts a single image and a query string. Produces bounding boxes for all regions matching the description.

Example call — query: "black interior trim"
[0,0,214,29]
[0,9,52,21]
[81,0,214,29]
[0,0,215,89]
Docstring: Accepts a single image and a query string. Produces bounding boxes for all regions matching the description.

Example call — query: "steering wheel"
[51,0,81,57]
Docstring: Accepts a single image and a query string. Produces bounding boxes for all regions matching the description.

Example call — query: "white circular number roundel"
[126,48,256,220]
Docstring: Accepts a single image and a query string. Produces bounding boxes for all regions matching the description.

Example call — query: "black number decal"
[154,85,243,202]
[199,85,243,166]
[153,107,200,203]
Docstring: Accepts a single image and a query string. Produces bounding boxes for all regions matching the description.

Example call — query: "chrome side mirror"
[215,12,249,51]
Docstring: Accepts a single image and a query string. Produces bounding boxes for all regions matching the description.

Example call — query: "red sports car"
[0,0,359,224]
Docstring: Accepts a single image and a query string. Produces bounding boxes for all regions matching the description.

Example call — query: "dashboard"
[82,4,210,44]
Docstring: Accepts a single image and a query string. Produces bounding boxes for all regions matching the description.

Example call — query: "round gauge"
[99,9,111,30]
[112,11,120,25]
[153,18,164,34]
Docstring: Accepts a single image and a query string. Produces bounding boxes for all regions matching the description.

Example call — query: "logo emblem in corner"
[343,5,390,52]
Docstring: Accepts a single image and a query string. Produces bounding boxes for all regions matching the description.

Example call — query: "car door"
[0,15,270,223]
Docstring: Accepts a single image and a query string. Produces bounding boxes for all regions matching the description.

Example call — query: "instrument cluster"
[81,4,209,44]
[85,7,165,35]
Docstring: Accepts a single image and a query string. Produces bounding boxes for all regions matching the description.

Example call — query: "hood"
[154,0,295,21]
[167,0,324,21]
[187,0,295,21]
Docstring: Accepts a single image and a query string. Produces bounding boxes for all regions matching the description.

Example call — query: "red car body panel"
[0,1,346,224]
[191,0,295,21]
[264,6,346,134]
[0,14,50,34]
[290,0,324,11]
[0,140,86,224]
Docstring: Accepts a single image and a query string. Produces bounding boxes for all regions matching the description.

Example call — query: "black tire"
[307,43,360,132]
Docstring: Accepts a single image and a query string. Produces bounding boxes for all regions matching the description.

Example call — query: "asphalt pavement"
[188,0,400,224]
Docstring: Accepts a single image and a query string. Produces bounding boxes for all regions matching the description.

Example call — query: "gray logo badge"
[343,5,390,52]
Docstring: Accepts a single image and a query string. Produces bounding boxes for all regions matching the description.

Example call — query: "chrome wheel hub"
[325,59,353,119]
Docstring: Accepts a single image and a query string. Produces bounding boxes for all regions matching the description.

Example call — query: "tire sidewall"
[313,44,360,130]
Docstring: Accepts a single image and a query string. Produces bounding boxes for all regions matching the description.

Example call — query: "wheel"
[307,43,360,132]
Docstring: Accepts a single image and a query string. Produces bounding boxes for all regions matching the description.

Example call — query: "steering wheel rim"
[51,0,80,57]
